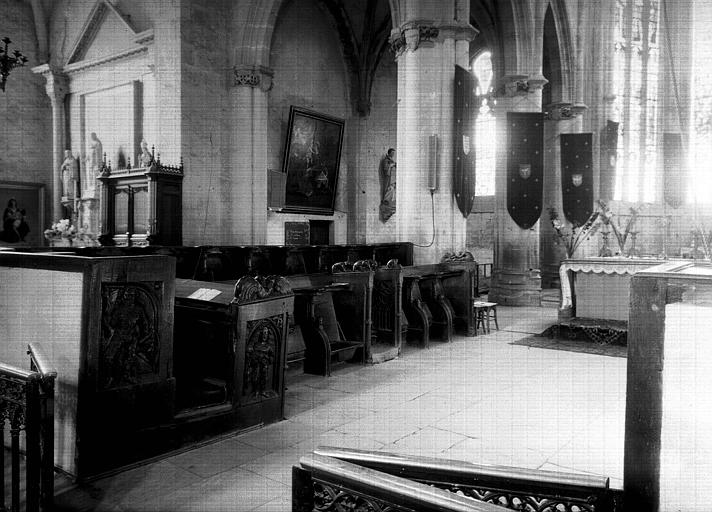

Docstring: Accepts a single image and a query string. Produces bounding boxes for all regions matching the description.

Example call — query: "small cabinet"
[98,154,183,246]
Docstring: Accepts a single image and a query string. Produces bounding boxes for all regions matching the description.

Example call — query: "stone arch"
[469,0,521,82]
[541,0,575,103]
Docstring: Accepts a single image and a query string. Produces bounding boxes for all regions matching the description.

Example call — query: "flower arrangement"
[44,219,76,241]
[596,200,644,256]
[548,207,601,258]
[44,219,99,247]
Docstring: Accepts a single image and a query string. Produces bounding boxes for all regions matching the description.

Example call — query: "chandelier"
[0,37,28,92]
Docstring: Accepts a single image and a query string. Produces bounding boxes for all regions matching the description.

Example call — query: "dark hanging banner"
[599,120,619,199]
[506,112,544,229]
[453,65,476,218]
[663,133,685,209]
[560,133,594,226]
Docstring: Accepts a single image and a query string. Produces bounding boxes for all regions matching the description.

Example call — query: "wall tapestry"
[560,133,593,226]
[506,112,544,229]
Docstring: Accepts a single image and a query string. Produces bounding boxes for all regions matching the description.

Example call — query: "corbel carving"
[499,74,549,98]
[233,66,274,92]
[389,21,440,58]
[544,102,588,121]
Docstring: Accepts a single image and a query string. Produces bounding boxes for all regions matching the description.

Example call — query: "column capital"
[32,64,68,103]
[232,65,274,92]
[544,102,588,121]
[389,21,477,58]
[498,74,549,98]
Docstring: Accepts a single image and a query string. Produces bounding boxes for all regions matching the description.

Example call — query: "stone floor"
[55,303,627,511]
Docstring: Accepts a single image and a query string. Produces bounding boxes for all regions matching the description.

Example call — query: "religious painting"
[560,133,593,226]
[506,112,544,229]
[281,107,344,215]
[0,181,45,247]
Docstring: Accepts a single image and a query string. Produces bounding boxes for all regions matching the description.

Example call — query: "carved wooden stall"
[173,275,293,429]
[97,149,183,247]
[0,252,176,478]
[400,262,478,346]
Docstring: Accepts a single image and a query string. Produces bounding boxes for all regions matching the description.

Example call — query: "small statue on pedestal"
[88,132,103,177]
[138,139,154,168]
[60,150,78,200]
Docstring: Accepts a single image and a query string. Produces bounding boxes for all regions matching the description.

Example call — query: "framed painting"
[0,181,45,247]
[281,107,344,215]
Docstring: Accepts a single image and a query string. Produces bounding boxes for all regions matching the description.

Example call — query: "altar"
[559,257,667,322]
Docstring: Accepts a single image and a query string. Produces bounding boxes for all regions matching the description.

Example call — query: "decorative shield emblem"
[507,113,544,229]
[463,135,471,155]
[519,164,531,180]
[561,133,593,225]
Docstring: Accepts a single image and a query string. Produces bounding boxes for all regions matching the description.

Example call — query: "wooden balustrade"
[294,447,623,512]
[0,345,56,512]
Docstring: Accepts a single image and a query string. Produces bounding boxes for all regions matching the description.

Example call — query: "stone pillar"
[540,103,587,288]
[33,66,68,223]
[393,20,477,264]
[229,65,273,245]
[489,74,547,306]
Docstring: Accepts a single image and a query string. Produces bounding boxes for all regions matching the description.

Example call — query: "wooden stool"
[472,301,499,335]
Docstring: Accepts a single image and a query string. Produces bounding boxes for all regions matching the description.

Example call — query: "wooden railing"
[294,447,624,512]
[0,345,56,512]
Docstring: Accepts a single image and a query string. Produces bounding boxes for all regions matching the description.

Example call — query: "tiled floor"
[55,304,627,511]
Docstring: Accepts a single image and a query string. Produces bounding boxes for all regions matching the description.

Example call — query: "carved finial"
[151,144,155,159]
[180,156,184,171]
[127,156,132,168]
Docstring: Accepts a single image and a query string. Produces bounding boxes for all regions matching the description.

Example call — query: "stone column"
[540,103,587,288]
[228,66,273,245]
[489,74,547,306]
[393,20,477,264]
[33,66,68,223]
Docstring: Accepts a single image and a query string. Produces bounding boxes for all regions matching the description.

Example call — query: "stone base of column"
[488,268,542,306]
[540,263,561,289]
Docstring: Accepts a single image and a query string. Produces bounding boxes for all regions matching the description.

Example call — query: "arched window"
[612,0,661,202]
[471,51,496,197]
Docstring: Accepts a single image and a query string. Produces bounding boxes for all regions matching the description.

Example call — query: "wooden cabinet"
[97,156,183,247]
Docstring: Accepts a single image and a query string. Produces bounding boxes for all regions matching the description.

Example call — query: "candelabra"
[0,37,28,92]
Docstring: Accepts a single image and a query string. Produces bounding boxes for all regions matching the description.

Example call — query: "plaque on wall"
[285,221,310,246]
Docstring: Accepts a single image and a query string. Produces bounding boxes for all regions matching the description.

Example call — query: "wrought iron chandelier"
[0,37,28,92]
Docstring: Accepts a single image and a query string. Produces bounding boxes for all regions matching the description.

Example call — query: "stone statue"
[60,150,78,199]
[138,139,154,168]
[379,148,396,222]
[88,132,103,175]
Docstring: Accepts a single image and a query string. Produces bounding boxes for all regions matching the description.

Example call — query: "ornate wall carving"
[99,282,161,390]
[243,315,283,401]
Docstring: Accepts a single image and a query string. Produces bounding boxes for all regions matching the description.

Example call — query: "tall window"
[471,51,496,196]
[690,1,712,203]
[612,0,661,202]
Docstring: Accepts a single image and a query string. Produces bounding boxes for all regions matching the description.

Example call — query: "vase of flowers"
[548,208,601,259]
[44,219,76,247]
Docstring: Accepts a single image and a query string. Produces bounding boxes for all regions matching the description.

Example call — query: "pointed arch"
[542,0,575,102]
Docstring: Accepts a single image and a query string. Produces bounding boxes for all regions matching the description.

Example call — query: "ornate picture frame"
[281,106,345,215]
[0,181,46,247]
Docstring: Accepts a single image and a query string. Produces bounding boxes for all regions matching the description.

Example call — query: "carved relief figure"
[379,148,396,222]
[100,284,160,389]
[60,150,79,199]
[88,132,103,175]
[244,324,276,398]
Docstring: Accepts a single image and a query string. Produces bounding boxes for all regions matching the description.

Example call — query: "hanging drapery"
[561,133,594,226]
[663,133,685,208]
[506,112,544,229]
[453,65,476,218]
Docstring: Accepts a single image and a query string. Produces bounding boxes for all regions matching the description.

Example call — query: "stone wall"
[0,0,52,223]
[266,0,350,244]
[180,0,230,244]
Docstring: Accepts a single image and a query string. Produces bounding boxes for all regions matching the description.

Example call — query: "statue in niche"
[88,132,103,175]
[379,148,396,222]
[138,139,154,168]
[60,150,79,199]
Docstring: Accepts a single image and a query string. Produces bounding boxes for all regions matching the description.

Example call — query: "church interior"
[0,0,711,510]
